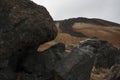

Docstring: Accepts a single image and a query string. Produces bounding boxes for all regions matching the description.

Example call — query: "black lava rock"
[106,64,120,80]
[79,37,120,68]
[16,43,66,80]
[54,46,95,80]
[0,67,17,80]
[0,0,57,80]
[39,43,66,80]
[0,0,57,68]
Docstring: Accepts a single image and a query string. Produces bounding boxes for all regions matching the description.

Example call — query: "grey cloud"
[32,0,120,23]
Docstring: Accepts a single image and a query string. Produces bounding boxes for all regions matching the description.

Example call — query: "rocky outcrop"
[79,37,120,68]
[2,42,66,80]
[0,0,57,68]
[0,0,57,79]
[54,46,95,80]
[0,1,120,79]
[18,43,66,80]
[37,42,95,80]
[21,42,95,80]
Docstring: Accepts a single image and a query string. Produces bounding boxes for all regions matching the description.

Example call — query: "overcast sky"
[32,0,120,23]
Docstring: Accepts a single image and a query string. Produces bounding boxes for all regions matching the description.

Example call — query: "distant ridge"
[54,17,120,48]
[55,17,120,27]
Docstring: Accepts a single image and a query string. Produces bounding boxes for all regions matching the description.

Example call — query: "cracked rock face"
[106,64,120,80]
[54,46,95,80]
[16,43,66,80]
[0,0,57,69]
[79,37,120,68]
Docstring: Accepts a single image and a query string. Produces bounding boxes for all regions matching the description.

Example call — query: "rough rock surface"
[0,67,17,80]
[0,43,66,80]
[79,37,120,68]
[0,0,57,68]
[38,43,66,80]
[19,43,66,80]
[105,64,120,80]
[54,46,95,80]
[0,0,57,80]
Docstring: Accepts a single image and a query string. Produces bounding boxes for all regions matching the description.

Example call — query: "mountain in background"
[39,17,120,51]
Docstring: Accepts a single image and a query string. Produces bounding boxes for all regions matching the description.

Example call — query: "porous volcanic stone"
[79,37,120,68]
[17,43,66,80]
[54,46,95,80]
[0,67,17,80]
[0,0,57,69]
[106,64,120,80]
[39,43,66,80]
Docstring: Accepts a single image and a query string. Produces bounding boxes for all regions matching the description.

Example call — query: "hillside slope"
[54,17,120,48]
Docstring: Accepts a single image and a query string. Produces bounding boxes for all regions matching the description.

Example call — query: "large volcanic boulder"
[38,43,66,80]
[17,43,66,80]
[0,0,57,69]
[79,37,120,68]
[54,46,95,80]
[0,0,57,80]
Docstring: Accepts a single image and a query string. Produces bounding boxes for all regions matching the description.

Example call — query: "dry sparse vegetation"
[72,23,120,47]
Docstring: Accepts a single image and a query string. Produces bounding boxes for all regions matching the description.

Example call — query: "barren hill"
[55,17,120,48]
